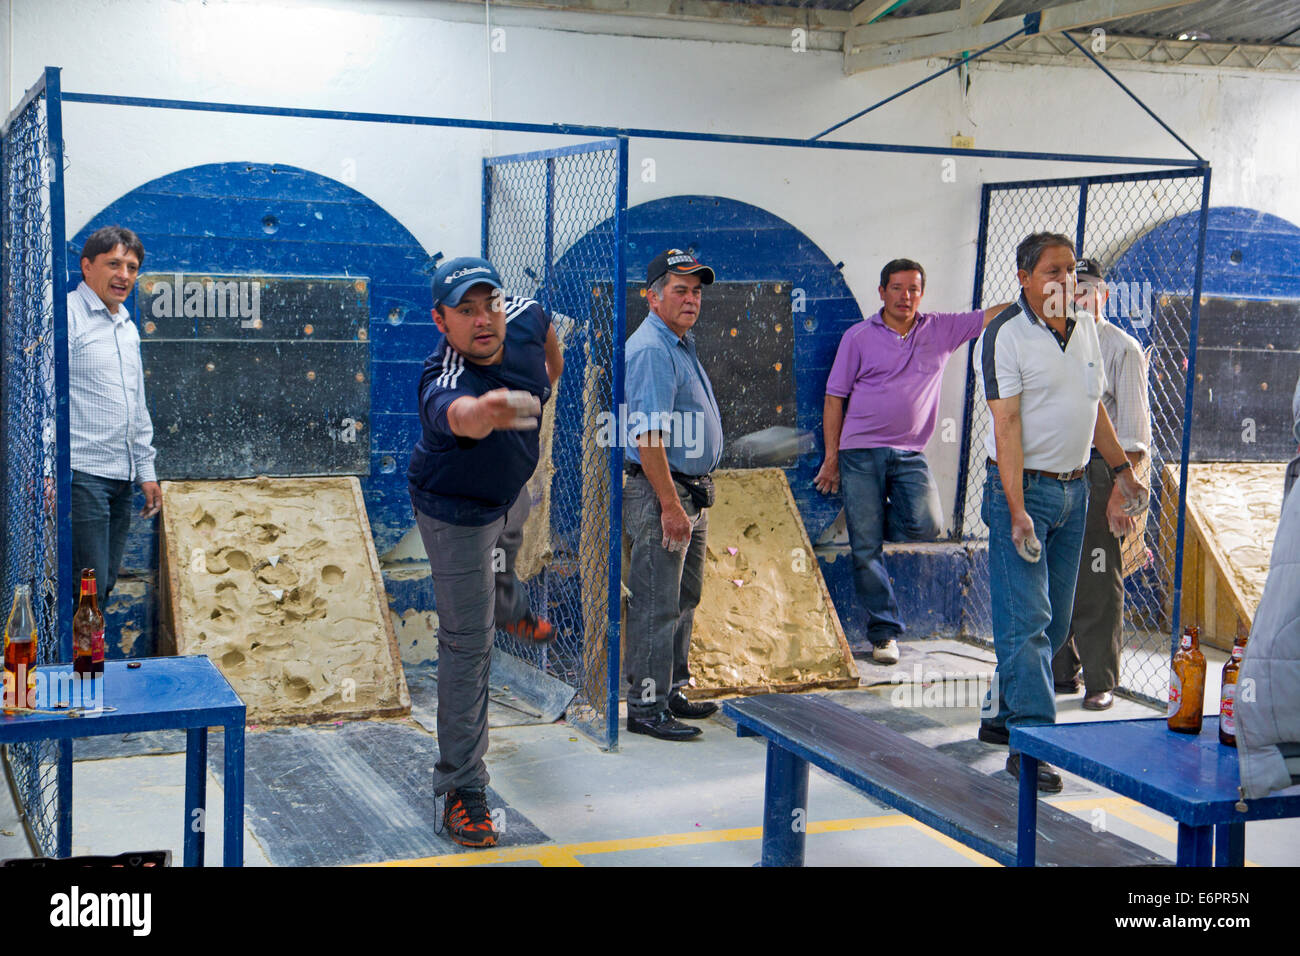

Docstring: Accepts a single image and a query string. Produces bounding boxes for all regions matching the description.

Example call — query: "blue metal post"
[1169,168,1212,646]
[543,157,555,315]
[224,717,245,866]
[1016,754,1038,866]
[183,726,207,866]
[56,740,72,857]
[1176,822,1213,866]
[1074,182,1089,256]
[45,66,75,859]
[760,743,809,867]
[605,136,628,752]
[953,182,993,537]
[480,158,492,258]
[46,65,72,666]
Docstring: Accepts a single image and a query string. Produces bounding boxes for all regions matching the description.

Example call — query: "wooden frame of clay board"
[1158,463,1251,652]
[157,476,411,722]
[684,468,860,701]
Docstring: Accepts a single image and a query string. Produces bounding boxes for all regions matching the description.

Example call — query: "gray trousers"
[1054,455,1123,694]
[416,492,531,795]
[621,473,708,717]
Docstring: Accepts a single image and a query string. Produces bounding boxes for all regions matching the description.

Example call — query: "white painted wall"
[10,0,1299,522]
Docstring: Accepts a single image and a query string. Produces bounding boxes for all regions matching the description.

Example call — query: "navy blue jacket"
[407,296,552,526]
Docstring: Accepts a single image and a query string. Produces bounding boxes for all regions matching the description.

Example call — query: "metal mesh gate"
[482,139,627,748]
[1,68,72,857]
[957,169,1210,704]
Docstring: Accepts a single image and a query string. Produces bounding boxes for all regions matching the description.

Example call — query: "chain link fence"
[482,139,626,748]
[957,170,1208,704]
[1,71,70,857]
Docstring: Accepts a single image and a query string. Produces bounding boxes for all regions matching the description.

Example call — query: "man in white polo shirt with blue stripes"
[973,232,1148,793]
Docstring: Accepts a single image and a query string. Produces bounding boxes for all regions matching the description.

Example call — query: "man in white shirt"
[1052,258,1153,711]
[973,232,1148,793]
[68,226,161,608]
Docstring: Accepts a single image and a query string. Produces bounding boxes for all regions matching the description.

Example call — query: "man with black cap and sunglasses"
[1052,256,1152,712]
[622,249,724,741]
[408,256,564,847]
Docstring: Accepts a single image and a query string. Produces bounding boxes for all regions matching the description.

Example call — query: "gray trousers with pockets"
[416,492,531,795]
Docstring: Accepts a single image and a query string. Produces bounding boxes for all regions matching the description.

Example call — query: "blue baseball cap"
[431,257,503,308]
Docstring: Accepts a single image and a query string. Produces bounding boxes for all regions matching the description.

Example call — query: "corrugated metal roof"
[734,0,1300,47]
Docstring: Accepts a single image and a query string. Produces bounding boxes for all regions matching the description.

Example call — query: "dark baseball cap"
[431,256,503,308]
[647,249,715,286]
[1076,257,1105,281]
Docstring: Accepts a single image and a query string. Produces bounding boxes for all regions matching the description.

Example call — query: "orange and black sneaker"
[442,788,497,848]
[501,612,555,644]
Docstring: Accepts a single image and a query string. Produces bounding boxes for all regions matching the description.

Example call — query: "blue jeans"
[839,448,943,644]
[70,470,135,608]
[980,465,1088,744]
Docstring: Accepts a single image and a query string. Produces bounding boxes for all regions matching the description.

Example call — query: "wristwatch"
[1112,460,1133,477]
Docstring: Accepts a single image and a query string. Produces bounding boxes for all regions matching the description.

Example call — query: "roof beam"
[845,0,1200,74]
[450,0,850,31]
[849,2,901,29]
[964,0,1005,26]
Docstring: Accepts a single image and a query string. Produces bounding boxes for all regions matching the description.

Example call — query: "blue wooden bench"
[723,693,1167,867]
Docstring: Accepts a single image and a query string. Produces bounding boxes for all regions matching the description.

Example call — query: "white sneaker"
[872,639,900,665]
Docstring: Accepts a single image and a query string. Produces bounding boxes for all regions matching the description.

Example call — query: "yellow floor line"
[369,794,1263,867]
[372,814,920,867]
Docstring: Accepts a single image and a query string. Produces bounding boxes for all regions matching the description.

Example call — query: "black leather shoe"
[1006,753,1063,794]
[668,690,718,720]
[1082,690,1114,711]
[627,711,702,741]
[977,722,1010,745]
[1054,677,1083,694]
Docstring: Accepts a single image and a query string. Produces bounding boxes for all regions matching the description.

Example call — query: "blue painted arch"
[69,161,438,573]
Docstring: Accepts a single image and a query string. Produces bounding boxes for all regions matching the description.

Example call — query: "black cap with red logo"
[647,248,715,286]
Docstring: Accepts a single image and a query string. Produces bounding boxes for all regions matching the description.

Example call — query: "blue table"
[1012,716,1300,867]
[0,656,246,866]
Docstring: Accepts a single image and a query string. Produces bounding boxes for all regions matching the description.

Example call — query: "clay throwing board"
[686,468,859,698]
[159,477,410,724]
[1161,461,1286,648]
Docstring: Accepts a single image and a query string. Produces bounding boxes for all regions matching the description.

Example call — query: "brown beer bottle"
[72,569,104,676]
[1168,624,1206,734]
[1218,622,1248,747]
[4,585,38,714]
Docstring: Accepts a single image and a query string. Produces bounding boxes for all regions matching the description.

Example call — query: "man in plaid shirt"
[67,226,161,609]
[1052,257,1152,711]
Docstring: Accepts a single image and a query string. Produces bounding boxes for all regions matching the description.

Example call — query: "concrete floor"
[2,637,1297,867]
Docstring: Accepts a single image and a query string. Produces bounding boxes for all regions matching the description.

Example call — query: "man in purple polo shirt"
[814,258,1008,664]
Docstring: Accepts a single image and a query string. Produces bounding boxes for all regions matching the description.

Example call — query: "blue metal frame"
[45,66,75,860]
[59,91,1201,169]
[956,168,1210,569]
[1169,168,1213,647]
[812,20,1029,141]
[482,138,621,167]
[605,136,629,752]
[953,182,994,537]
[1062,31,1203,161]
[480,135,627,751]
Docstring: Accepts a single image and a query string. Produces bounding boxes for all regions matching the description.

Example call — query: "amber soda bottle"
[1218,622,1248,747]
[73,569,105,676]
[4,585,38,713]
[1168,624,1206,734]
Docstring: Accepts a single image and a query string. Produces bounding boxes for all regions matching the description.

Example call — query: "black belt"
[624,462,710,483]
[625,462,715,508]
[987,457,1086,482]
